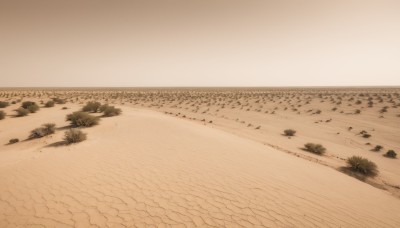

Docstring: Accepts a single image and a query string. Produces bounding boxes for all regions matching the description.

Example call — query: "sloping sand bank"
[1,107,400,227]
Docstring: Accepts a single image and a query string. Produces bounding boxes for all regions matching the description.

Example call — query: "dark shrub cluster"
[385,150,397,158]
[64,129,87,144]
[52,98,66,104]
[15,107,29,117]
[347,156,378,176]
[29,123,56,139]
[0,111,5,120]
[21,101,39,113]
[304,143,326,155]
[102,105,122,117]
[0,101,9,108]
[66,111,100,127]
[82,101,101,112]
[9,138,19,144]
[284,129,296,136]
[372,145,383,152]
[45,100,55,107]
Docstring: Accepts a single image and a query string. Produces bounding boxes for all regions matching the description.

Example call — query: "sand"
[1,88,400,227]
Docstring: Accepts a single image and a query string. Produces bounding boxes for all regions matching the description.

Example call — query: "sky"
[1,0,400,87]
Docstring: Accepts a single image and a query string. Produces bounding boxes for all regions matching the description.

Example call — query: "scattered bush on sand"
[9,138,19,144]
[103,106,122,117]
[66,111,100,127]
[372,145,383,152]
[45,100,55,107]
[82,101,101,112]
[29,123,56,139]
[284,129,296,136]
[52,98,66,104]
[384,150,397,158]
[15,107,29,117]
[0,111,5,120]
[0,101,9,108]
[64,129,87,144]
[304,143,326,155]
[347,156,378,176]
[22,101,40,113]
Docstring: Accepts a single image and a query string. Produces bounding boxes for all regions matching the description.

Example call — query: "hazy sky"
[1,0,400,87]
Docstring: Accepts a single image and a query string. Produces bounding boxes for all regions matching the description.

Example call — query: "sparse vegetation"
[372,145,383,152]
[0,101,9,108]
[284,129,296,136]
[103,106,122,117]
[82,101,101,112]
[21,101,40,113]
[29,123,56,139]
[347,156,378,176]
[45,100,55,107]
[304,143,326,155]
[15,107,29,117]
[0,111,5,120]
[64,129,87,144]
[9,138,19,144]
[384,150,397,158]
[66,111,100,127]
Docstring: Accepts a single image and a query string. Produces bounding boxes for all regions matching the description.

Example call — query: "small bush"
[66,111,100,127]
[45,100,55,107]
[64,129,87,144]
[21,101,36,109]
[27,104,40,113]
[373,145,383,152]
[385,150,397,158]
[16,107,29,116]
[0,101,9,108]
[284,129,296,136]
[304,143,326,155]
[52,98,66,104]
[82,101,101,112]
[103,106,122,117]
[29,123,56,139]
[0,111,5,120]
[9,138,19,144]
[347,156,378,176]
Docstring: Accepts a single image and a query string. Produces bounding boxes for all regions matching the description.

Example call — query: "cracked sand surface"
[1,108,400,227]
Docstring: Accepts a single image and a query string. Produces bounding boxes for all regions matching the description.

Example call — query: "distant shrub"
[373,145,383,152]
[385,150,397,158]
[66,111,100,127]
[347,156,378,176]
[64,129,87,144]
[52,98,66,104]
[21,101,40,113]
[103,106,122,117]
[304,143,326,155]
[99,104,109,112]
[62,107,68,110]
[29,123,56,139]
[0,101,9,108]
[82,101,101,112]
[284,129,296,136]
[45,100,55,107]
[0,111,5,120]
[16,107,29,116]
[9,138,19,144]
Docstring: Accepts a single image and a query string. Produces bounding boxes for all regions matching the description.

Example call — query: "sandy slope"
[1,106,400,227]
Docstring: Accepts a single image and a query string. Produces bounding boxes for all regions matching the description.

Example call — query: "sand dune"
[1,106,400,227]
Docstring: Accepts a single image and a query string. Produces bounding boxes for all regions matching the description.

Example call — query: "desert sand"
[1,88,400,227]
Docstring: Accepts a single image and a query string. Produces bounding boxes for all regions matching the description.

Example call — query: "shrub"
[52,98,66,104]
[9,138,19,144]
[66,111,100,127]
[99,104,109,112]
[373,145,383,152]
[21,101,36,109]
[82,101,101,112]
[16,107,29,116]
[0,111,5,120]
[385,150,397,158]
[0,101,9,108]
[304,143,326,155]
[284,129,296,136]
[347,156,378,176]
[29,123,56,139]
[45,100,55,107]
[21,101,40,113]
[103,106,122,117]
[64,129,87,144]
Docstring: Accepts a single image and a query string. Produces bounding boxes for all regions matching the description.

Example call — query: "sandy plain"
[0,87,399,227]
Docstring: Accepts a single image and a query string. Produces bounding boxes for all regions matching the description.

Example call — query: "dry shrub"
[64,129,87,144]
[284,129,296,136]
[16,107,29,116]
[66,111,100,127]
[304,143,326,155]
[29,123,56,139]
[347,156,378,176]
